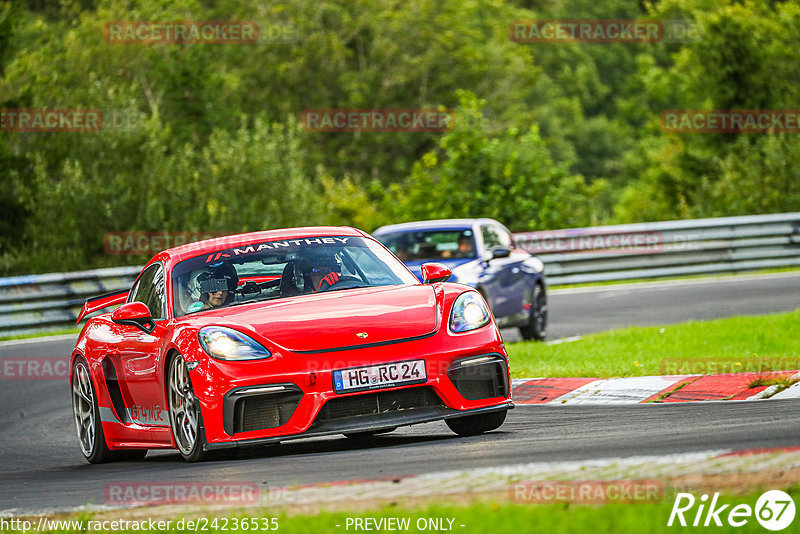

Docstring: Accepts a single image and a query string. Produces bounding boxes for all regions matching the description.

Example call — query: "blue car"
[373,218,547,341]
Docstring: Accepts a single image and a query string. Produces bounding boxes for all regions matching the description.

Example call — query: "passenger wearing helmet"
[298,248,342,293]
[193,262,239,309]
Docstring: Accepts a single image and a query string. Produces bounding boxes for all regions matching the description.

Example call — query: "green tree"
[385,92,608,231]
[614,0,800,221]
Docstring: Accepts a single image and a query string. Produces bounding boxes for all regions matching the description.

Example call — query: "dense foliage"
[1,0,797,273]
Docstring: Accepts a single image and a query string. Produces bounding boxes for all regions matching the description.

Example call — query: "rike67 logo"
[668,491,795,530]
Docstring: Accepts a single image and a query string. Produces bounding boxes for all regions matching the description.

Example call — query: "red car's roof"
[161,226,368,264]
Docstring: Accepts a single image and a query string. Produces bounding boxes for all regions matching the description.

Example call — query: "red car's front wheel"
[167,354,211,462]
[446,409,507,437]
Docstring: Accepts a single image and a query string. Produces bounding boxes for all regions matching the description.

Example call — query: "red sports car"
[71,227,512,462]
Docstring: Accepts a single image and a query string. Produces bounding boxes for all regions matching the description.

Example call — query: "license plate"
[333,359,426,393]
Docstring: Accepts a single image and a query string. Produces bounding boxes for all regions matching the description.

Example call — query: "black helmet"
[296,248,340,292]
[195,262,238,305]
[297,247,340,273]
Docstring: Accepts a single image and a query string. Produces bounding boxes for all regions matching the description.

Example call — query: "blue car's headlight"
[198,326,272,361]
[449,292,491,333]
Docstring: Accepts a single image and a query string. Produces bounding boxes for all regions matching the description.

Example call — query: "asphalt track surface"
[1,273,798,514]
[546,272,800,338]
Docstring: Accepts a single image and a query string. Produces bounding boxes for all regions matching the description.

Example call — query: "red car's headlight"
[198,326,272,361]
[449,292,491,333]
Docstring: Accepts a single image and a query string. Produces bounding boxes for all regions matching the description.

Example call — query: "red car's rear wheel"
[72,357,146,463]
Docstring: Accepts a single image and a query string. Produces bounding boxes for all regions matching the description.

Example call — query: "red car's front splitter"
[203,400,514,451]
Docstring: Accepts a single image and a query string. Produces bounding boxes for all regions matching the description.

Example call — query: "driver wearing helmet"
[298,248,342,293]
[193,262,238,309]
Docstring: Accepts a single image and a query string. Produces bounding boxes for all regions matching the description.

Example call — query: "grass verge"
[0,327,81,342]
[507,310,800,378]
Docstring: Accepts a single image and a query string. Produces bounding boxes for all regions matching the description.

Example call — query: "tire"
[519,283,547,341]
[344,427,397,439]
[167,354,209,462]
[71,357,147,463]
[446,409,507,437]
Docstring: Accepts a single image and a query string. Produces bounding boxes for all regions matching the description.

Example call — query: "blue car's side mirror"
[490,247,511,260]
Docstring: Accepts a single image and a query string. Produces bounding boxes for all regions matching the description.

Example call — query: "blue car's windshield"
[376,229,477,262]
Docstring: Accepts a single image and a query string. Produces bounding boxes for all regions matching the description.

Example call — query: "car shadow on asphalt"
[139,429,512,463]
[138,433,456,463]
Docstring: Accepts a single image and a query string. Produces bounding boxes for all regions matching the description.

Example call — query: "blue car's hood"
[403,258,476,282]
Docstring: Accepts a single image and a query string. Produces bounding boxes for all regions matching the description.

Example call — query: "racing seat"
[279,261,300,297]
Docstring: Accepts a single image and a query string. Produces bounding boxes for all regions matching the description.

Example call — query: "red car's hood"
[185,284,439,352]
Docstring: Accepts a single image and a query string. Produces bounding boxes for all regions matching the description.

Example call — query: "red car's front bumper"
[188,326,512,450]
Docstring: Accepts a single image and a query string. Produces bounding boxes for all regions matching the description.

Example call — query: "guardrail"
[0,267,142,337]
[1,212,798,337]
[513,212,800,285]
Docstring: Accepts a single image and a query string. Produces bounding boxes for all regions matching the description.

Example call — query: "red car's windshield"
[171,236,418,316]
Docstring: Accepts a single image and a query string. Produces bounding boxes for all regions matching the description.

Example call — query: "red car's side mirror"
[421,263,452,284]
[111,302,156,333]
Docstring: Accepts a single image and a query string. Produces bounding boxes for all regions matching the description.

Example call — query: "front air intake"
[223,384,303,435]
[314,386,444,424]
[447,355,509,400]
